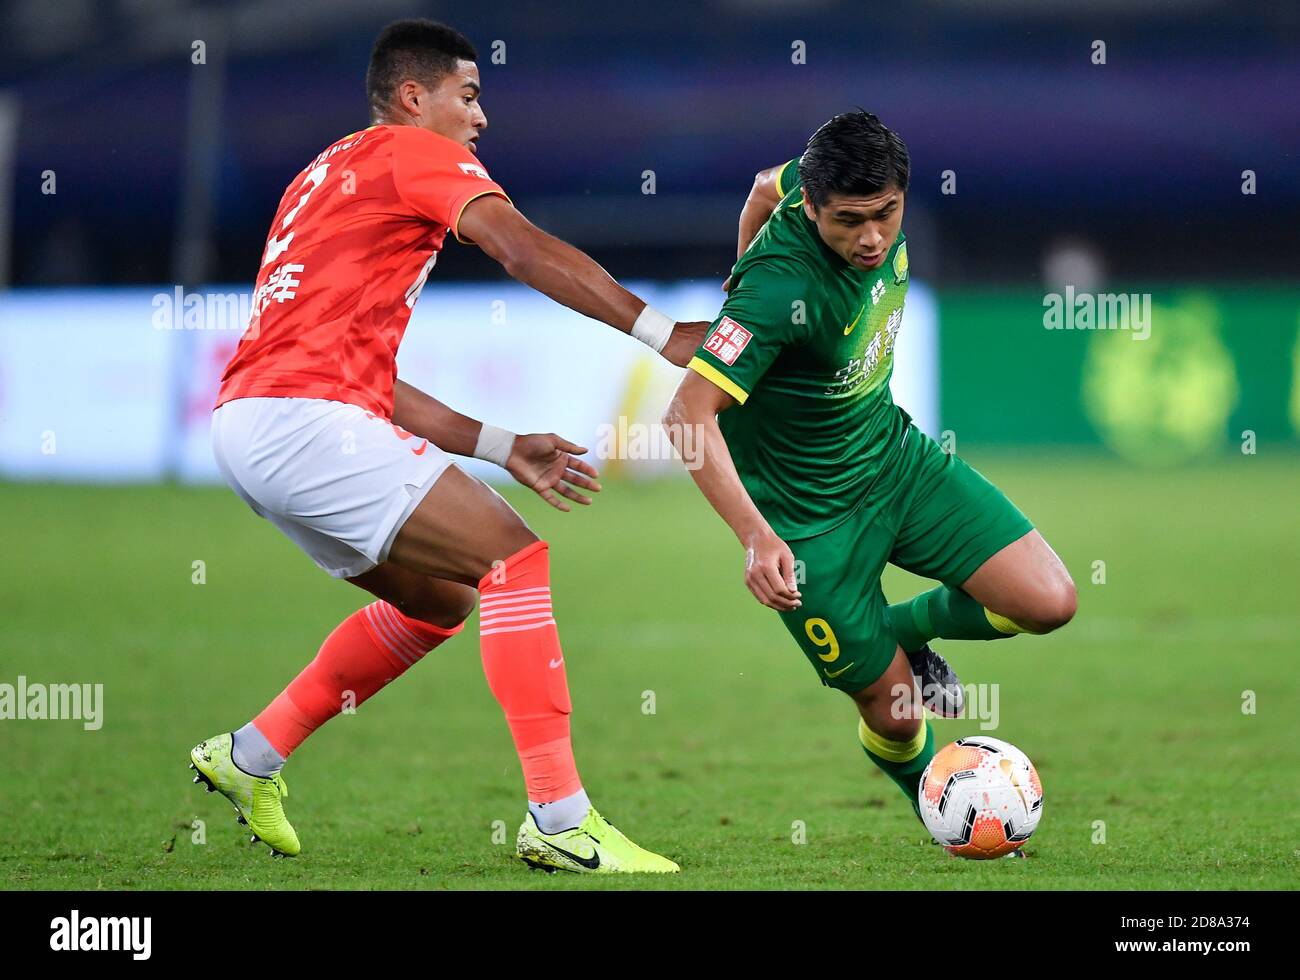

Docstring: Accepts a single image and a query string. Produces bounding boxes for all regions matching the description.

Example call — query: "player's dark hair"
[366,19,478,117]
[798,110,910,208]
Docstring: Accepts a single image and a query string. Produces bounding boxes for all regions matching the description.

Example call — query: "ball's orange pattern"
[946,814,1017,859]
[920,743,986,805]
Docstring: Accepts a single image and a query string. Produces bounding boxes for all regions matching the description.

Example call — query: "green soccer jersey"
[688,157,912,540]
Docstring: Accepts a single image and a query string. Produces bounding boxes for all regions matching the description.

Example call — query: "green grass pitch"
[1,453,1297,890]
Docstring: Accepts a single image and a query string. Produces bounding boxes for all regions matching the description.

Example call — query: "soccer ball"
[918,737,1043,859]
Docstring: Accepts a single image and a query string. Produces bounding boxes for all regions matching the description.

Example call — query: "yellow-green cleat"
[516,807,679,874]
[189,733,300,857]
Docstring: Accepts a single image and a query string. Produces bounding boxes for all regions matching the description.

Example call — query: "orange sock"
[252,601,463,757]
[477,541,583,803]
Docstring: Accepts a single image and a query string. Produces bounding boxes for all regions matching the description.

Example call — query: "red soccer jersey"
[216,124,510,418]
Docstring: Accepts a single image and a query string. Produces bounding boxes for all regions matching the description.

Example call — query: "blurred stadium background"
[1,1,1298,889]
[2,0,1300,477]
[2,0,1298,477]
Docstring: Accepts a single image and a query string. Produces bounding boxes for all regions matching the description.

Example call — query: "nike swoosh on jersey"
[549,658,564,669]
[410,440,429,456]
[825,661,856,679]
[541,839,600,870]
[842,305,867,336]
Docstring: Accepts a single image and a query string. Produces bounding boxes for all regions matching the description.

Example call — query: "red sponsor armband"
[703,316,752,366]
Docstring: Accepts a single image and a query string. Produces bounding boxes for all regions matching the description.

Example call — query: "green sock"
[886,585,1019,652]
[857,717,935,820]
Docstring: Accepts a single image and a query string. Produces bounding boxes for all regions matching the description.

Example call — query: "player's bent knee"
[427,593,478,631]
[857,696,922,745]
[392,584,478,630]
[501,524,540,560]
[1020,580,1077,634]
[865,712,921,746]
[1039,579,1077,631]
[458,523,539,584]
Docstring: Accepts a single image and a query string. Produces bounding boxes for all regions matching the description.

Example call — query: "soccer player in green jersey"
[664,111,1077,821]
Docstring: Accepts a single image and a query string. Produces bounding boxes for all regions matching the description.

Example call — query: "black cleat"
[905,644,964,718]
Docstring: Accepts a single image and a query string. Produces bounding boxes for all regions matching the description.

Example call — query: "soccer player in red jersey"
[189,20,702,873]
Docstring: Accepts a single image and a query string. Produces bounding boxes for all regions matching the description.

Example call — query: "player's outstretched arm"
[393,379,600,512]
[457,193,708,367]
[662,371,801,612]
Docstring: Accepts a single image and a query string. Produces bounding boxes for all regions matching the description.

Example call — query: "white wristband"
[474,423,516,468]
[631,305,675,353]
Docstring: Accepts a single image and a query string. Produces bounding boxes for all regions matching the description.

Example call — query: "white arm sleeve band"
[630,305,675,353]
[473,423,516,468]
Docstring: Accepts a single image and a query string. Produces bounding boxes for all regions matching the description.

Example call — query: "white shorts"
[211,397,456,579]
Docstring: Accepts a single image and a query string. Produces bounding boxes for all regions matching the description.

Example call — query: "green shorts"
[777,422,1033,694]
